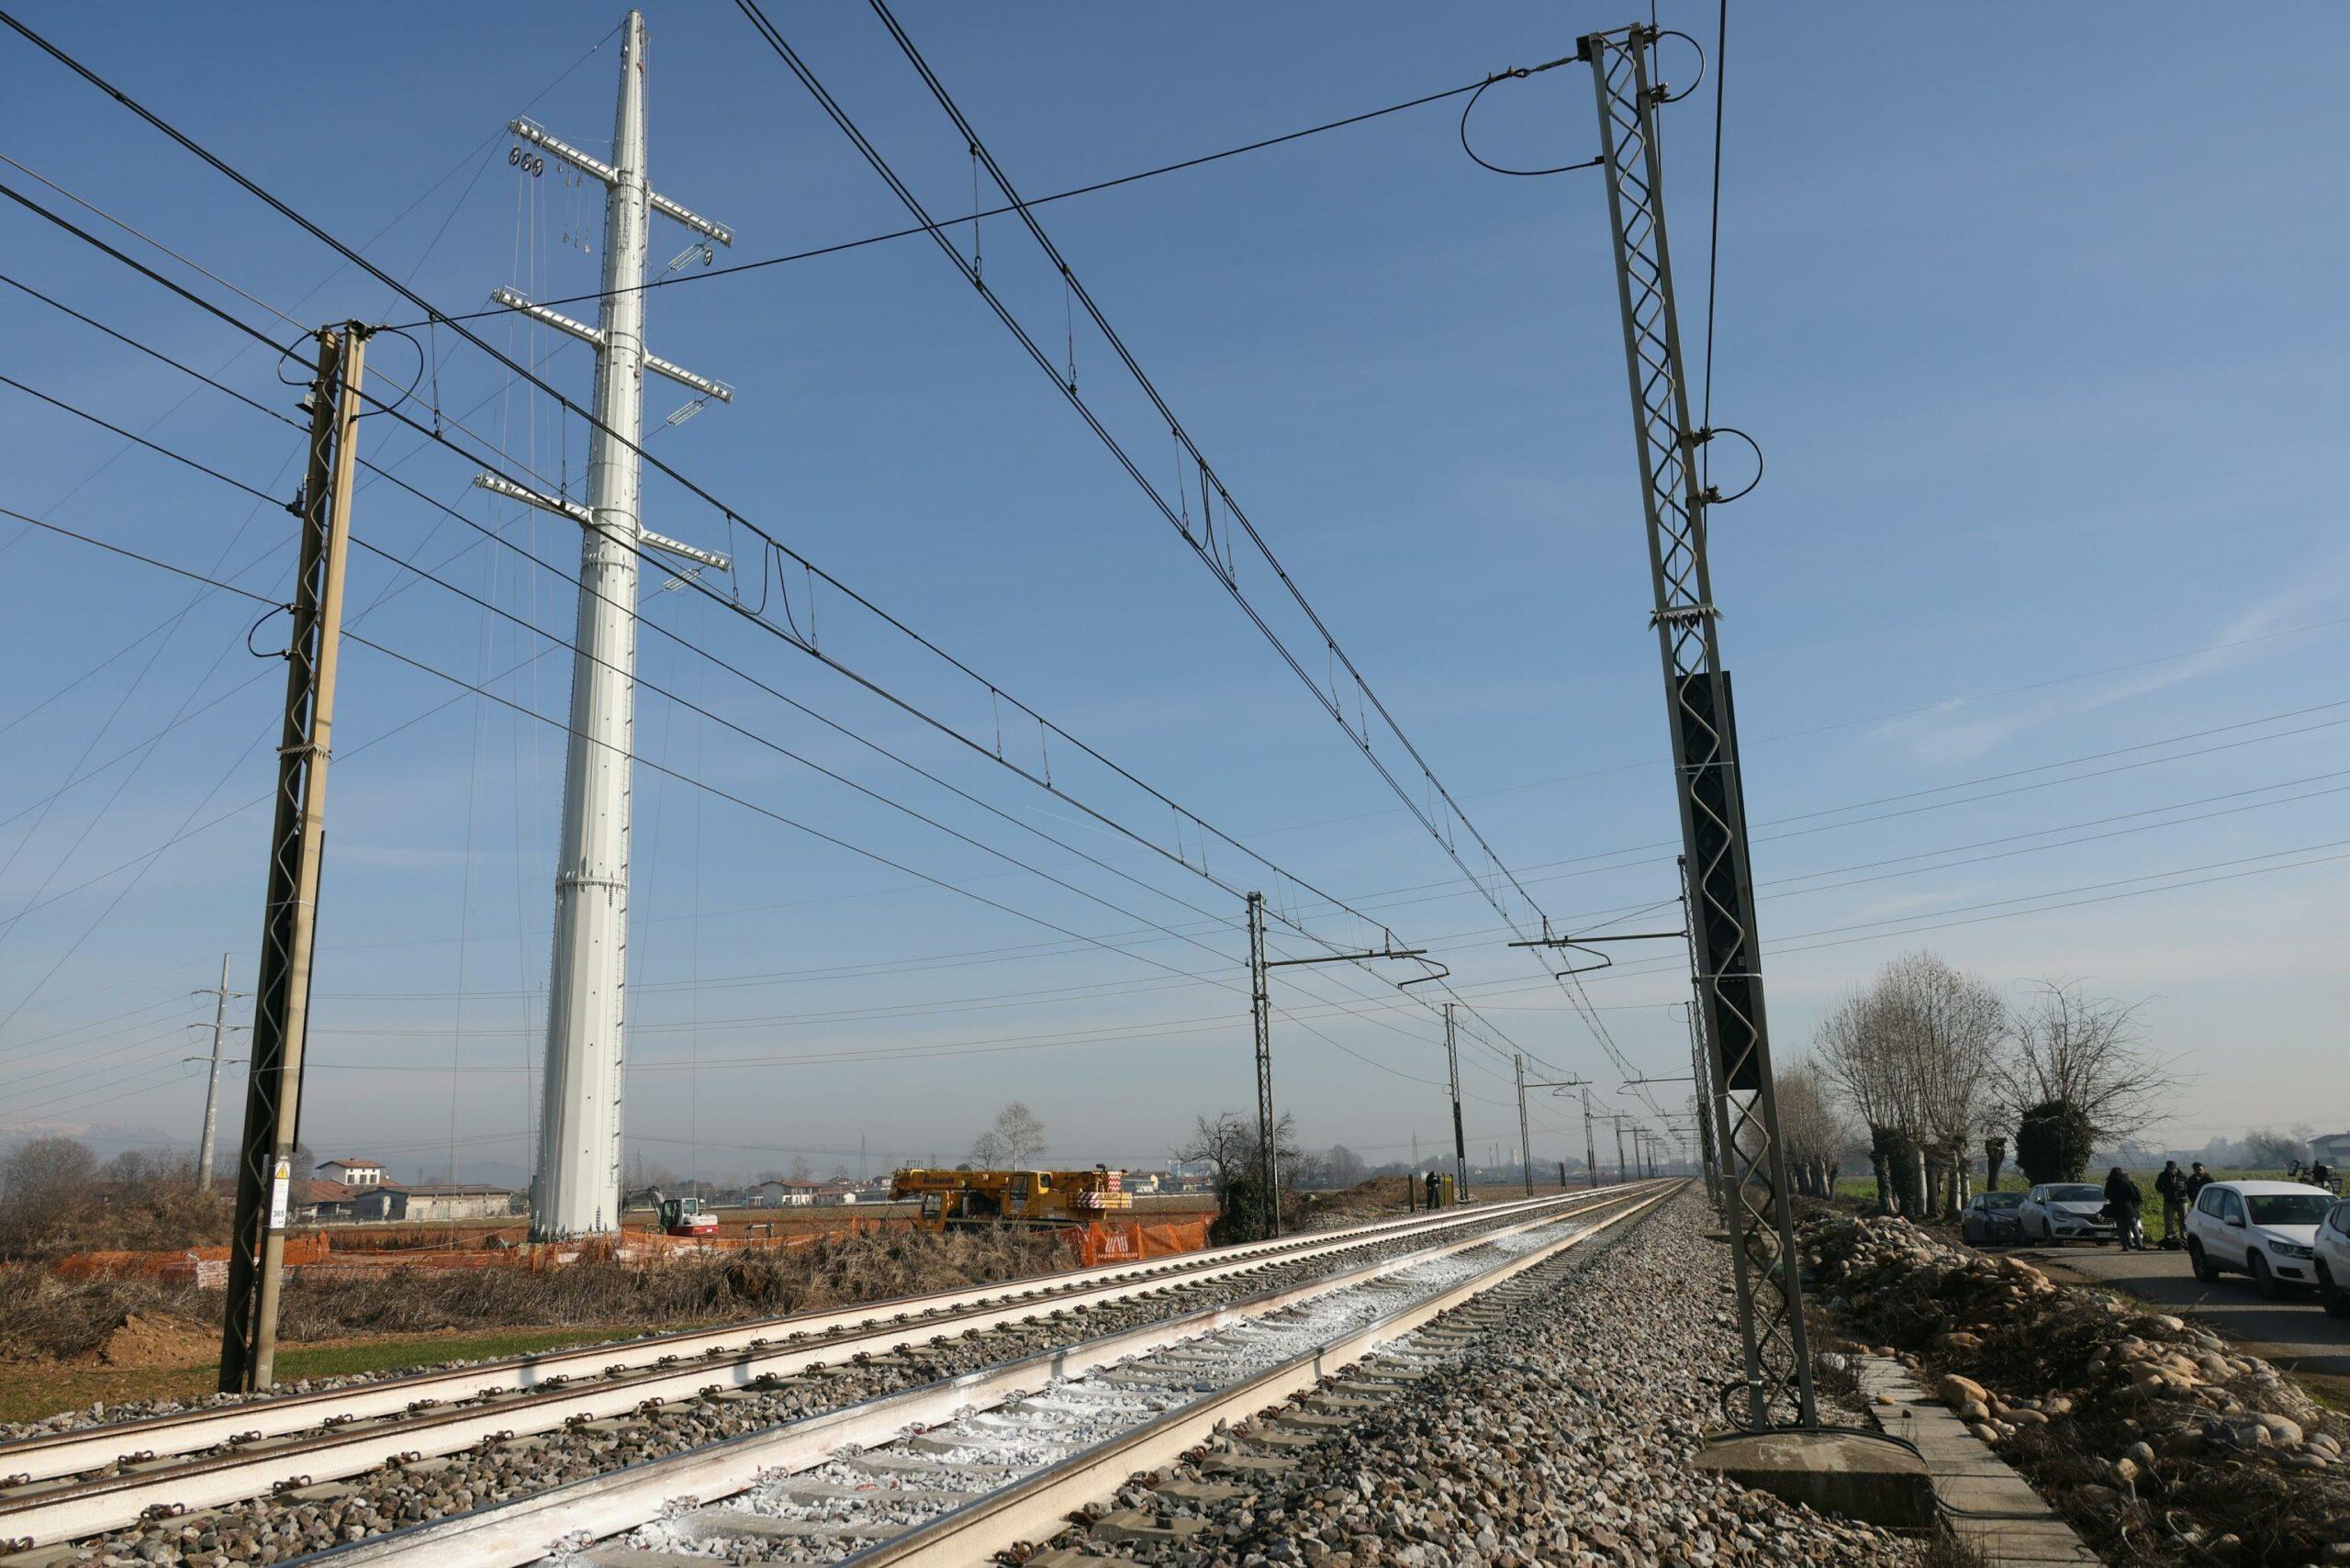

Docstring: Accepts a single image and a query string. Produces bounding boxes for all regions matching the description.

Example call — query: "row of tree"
[0,1137,234,1260]
[1777,952,2169,1218]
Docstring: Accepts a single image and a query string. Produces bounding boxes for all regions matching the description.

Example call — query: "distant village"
[291,1156,1215,1226]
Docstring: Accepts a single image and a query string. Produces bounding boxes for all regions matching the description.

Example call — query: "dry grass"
[0,1227,1071,1367]
[1917,1533,1992,1568]
[0,1184,235,1262]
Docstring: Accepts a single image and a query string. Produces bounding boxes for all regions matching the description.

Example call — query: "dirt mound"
[81,1313,218,1369]
[1292,1174,1415,1227]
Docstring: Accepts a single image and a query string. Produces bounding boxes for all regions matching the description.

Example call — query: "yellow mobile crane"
[891,1167,1132,1232]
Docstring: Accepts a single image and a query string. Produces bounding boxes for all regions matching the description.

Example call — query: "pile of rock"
[1807,1213,2350,1564]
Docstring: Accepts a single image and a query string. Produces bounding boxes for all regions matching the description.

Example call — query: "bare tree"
[1814,952,2005,1217]
[1815,985,1907,1213]
[1881,953,2007,1217]
[1175,1111,1298,1200]
[1774,1060,1852,1199]
[787,1155,814,1183]
[991,1103,1046,1167]
[968,1130,1010,1169]
[1993,979,2173,1148]
[1175,1112,1253,1200]
[2244,1127,2301,1170]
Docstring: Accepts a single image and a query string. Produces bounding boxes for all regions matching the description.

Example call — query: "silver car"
[2019,1182,2117,1244]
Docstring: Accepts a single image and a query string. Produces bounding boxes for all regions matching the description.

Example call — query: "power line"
[737,0,1620,1094]
[382,64,1532,332]
[0,495,1451,1092]
[0,215,1536,1082]
[0,322,1478,1087]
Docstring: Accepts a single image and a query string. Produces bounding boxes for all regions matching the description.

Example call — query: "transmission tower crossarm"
[509,116,734,246]
[487,286,733,401]
[470,472,734,573]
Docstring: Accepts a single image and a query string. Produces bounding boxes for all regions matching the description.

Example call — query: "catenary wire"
[0,178,1540,1082]
[744,0,1622,1095]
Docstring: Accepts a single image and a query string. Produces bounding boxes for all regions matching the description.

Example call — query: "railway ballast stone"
[52,1209,1560,1565]
[1058,1189,1921,1567]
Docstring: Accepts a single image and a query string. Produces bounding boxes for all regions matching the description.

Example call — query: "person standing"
[2104,1166,2146,1252]
[2154,1159,2188,1250]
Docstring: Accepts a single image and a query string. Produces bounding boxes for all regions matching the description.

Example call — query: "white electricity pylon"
[478,10,734,1238]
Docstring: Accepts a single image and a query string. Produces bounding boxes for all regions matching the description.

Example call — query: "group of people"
[2104,1158,2335,1251]
[2103,1159,2216,1251]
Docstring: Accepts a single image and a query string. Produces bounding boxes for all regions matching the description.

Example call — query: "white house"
[2308,1132,2350,1165]
[748,1180,820,1207]
[317,1158,385,1187]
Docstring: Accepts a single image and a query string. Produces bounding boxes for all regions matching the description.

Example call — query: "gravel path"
[51,1207,1572,1565]
[1047,1189,1922,1568]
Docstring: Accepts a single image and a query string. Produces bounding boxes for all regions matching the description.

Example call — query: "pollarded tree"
[1774,1059,1852,1200]
[1878,953,2006,1217]
[1993,979,2171,1150]
[1815,987,1906,1213]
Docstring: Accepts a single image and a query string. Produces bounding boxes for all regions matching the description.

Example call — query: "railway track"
[298,1182,1679,1567]
[0,1187,1658,1562]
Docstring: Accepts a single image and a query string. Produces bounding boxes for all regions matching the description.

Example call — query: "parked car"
[2186,1180,2335,1298]
[2019,1182,2117,1244]
[2314,1197,2350,1318]
[1960,1190,2027,1246]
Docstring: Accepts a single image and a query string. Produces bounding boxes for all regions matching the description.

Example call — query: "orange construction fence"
[1067,1217,1211,1267]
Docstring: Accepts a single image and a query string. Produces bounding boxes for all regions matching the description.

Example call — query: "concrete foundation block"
[1692,1429,1935,1529]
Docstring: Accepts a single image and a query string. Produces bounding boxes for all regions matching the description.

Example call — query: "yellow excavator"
[891,1167,1132,1232]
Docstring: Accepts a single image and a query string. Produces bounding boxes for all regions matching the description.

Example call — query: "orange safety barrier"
[1067,1217,1210,1267]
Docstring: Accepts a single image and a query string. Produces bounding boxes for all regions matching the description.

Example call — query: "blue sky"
[1,4,2344,1185]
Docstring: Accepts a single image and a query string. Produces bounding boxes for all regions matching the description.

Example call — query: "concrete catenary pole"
[1515,1054,1533,1197]
[1583,1088,1600,1189]
[1443,1004,1468,1200]
[1247,891,1279,1238]
[219,325,366,1393]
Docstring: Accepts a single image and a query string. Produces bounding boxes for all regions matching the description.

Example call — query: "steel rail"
[0,1193,1573,1493]
[845,1182,1680,1566]
[0,1190,1647,1548]
[295,1183,1676,1566]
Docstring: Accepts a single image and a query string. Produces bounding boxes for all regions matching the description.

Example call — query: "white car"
[2019,1182,2118,1244]
[2186,1180,2335,1298]
[2315,1197,2350,1318]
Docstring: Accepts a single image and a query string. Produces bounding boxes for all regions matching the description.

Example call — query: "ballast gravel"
[48,1207,1569,1566]
[1052,1188,1923,1568]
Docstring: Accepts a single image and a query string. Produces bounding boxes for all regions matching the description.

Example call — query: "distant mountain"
[390,1156,532,1190]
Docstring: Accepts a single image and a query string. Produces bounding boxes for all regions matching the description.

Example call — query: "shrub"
[2014,1100,2094,1185]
